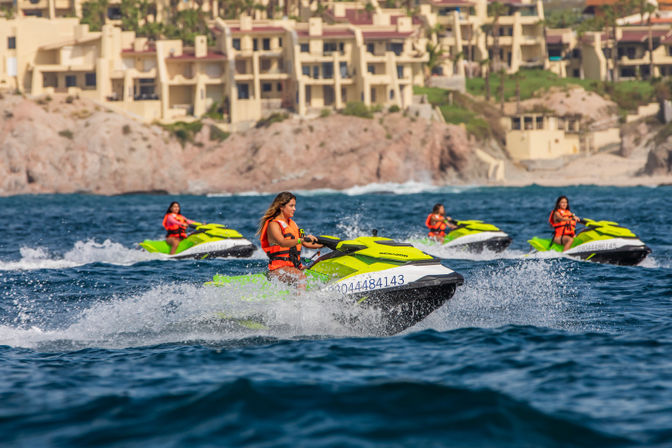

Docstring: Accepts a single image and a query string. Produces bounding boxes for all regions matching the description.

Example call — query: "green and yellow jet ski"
[420,220,512,252]
[139,222,255,259]
[206,235,464,335]
[528,218,651,266]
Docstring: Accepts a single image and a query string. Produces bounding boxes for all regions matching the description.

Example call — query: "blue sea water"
[1,185,671,447]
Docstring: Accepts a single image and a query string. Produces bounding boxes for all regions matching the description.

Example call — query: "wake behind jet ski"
[528,218,651,266]
[206,235,464,335]
[139,222,255,259]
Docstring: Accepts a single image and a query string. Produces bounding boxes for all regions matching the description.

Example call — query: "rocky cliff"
[0,93,480,196]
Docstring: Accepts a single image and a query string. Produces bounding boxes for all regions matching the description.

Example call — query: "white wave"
[0,279,386,350]
[0,239,160,271]
[206,181,477,197]
[413,258,585,333]
[409,237,528,261]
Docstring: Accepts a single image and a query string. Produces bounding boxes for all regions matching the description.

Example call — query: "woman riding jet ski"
[139,222,255,259]
[528,196,651,266]
[139,201,255,259]
[422,204,511,252]
[528,218,651,266]
[207,234,464,335]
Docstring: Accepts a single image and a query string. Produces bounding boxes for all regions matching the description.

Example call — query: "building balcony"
[259,72,290,80]
[167,74,196,84]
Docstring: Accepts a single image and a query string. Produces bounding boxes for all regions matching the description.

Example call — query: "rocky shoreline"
[1,92,671,196]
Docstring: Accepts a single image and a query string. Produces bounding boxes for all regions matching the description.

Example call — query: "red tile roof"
[229,26,285,34]
[362,31,414,40]
[167,50,227,61]
[545,35,563,45]
[620,29,670,43]
[296,29,355,38]
[431,0,475,6]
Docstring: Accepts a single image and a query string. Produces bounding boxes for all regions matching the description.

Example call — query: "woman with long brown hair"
[257,192,322,284]
[549,195,581,251]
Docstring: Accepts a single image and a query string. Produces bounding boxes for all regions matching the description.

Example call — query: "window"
[339,42,344,53]
[512,117,521,130]
[232,38,241,50]
[253,39,258,51]
[263,38,270,50]
[322,62,333,79]
[388,43,403,56]
[107,6,122,20]
[262,83,272,92]
[370,87,376,102]
[8,37,16,49]
[396,65,404,78]
[312,66,319,79]
[340,62,348,78]
[85,72,96,87]
[389,90,394,99]
[367,65,374,74]
[277,82,282,91]
[300,43,309,53]
[524,116,533,130]
[367,43,374,54]
[323,42,337,53]
[278,38,282,47]
[535,116,543,129]
[65,75,77,87]
[302,65,310,76]
[237,83,249,99]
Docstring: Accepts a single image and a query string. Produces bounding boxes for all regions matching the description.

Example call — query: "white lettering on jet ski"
[329,274,405,293]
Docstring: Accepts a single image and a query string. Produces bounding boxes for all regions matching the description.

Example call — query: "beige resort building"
[0,10,427,128]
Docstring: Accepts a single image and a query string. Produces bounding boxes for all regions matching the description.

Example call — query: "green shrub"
[122,124,131,135]
[209,124,230,142]
[320,108,331,118]
[256,112,289,128]
[58,129,74,139]
[341,101,373,119]
[388,104,401,113]
[160,121,203,146]
[65,95,75,104]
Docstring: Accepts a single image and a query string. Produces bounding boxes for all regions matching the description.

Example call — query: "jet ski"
[139,222,255,259]
[206,234,464,335]
[420,219,512,252]
[527,218,651,266]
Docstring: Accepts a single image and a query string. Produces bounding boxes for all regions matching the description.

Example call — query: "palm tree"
[425,42,445,81]
[603,0,635,83]
[512,70,525,113]
[488,1,507,73]
[479,58,490,101]
[643,2,657,81]
[498,68,506,111]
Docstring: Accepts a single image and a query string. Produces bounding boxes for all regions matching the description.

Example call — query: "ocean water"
[1,185,671,447]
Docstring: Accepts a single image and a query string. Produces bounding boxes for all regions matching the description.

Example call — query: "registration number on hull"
[329,274,405,294]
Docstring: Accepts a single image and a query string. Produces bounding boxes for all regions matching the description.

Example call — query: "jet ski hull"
[528,235,652,266]
[140,223,256,259]
[349,272,463,335]
[566,245,652,266]
[444,233,512,253]
[207,237,464,335]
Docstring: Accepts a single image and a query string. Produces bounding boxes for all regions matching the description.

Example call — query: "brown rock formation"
[643,142,672,175]
[0,94,479,195]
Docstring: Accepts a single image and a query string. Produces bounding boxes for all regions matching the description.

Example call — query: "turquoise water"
[1,185,671,446]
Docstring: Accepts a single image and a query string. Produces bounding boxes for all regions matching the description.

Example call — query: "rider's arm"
[267,221,301,248]
[302,234,323,249]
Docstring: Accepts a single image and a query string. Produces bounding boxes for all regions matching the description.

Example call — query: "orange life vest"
[163,213,188,239]
[260,216,302,270]
[425,213,447,238]
[549,209,576,238]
